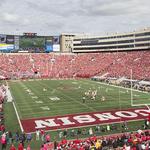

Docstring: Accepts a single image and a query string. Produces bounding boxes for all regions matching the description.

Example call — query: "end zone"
[21,108,150,133]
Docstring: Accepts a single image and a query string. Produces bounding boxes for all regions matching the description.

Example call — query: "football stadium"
[0,1,150,150]
[0,29,150,150]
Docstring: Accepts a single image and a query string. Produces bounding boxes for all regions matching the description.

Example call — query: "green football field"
[8,79,150,120]
[3,79,150,149]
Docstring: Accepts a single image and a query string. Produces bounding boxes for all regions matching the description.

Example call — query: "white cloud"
[0,0,150,35]
[2,13,19,23]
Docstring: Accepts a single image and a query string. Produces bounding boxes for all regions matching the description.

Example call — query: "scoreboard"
[0,33,60,52]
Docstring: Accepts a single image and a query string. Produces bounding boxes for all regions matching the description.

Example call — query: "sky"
[0,0,150,36]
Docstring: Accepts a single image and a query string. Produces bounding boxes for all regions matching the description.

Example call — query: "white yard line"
[95,81,150,106]
[16,101,74,105]
[19,81,37,114]
[37,81,96,112]
[88,80,149,94]
[81,80,150,95]
[12,101,24,132]
[132,103,150,107]
[79,79,150,107]
[6,81,24,132]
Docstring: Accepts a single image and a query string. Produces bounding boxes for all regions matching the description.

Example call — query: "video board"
[19,36,46,49]
[0,33,60,52]
[6,35,14,44]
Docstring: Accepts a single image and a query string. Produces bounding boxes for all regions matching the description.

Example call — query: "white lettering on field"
[49,97,60,101]
[35,101,43,104]
[115,111,137,118]
[58,117,75,125]
[32,96,38,99]
[73,115,96,123]
[134,109,150,116]
[35,119,60,129]
[40,106,50,110]
[94,113,120,121]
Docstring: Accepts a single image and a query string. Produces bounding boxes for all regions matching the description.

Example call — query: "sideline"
[6,81,24,132]
[90,80,149,94]
[5,84,13,102]
[12,101,24,132]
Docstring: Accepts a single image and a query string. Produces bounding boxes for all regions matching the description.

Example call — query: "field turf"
[7,79,150,120]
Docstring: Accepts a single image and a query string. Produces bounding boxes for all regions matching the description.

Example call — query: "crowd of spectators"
[0,83,6,149]
[0,51,150,80]
[0,123,150,149]
[55,129,150,150]
[0,83,6,128]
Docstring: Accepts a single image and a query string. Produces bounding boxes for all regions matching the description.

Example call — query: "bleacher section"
[0,51,150,80]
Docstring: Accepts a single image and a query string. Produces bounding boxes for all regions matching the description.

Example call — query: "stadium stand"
[0,51,150,149]
[0,51,150,80]
[55,130,150,150]
[0,84,6,125]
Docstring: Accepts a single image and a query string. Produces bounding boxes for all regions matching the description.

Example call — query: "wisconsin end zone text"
[21,108,150,133]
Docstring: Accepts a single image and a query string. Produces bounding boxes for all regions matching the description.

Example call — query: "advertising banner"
[53,36,60,44]
[14,36,20,50]
[6,35,14,44]
[0,35,6,43]
[45,44,53,52]
[0,43,14,51]
[53,44,60,52]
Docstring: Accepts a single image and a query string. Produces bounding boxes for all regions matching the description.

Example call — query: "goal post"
[130,69,150,107]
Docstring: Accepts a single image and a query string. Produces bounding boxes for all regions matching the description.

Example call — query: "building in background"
[72,28,150,53]
[60,33,76,53]
[0,27,150,53]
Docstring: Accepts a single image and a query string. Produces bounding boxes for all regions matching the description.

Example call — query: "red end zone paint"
[21,108,150,133]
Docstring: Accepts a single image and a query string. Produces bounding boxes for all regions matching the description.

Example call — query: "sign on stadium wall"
[0,43,14,51]
[6,35,14,44]
[53,36,60,44]
[14,36,19,50]
[53,44,60,52]
[0,35,6,43]
[21,108,150,133]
